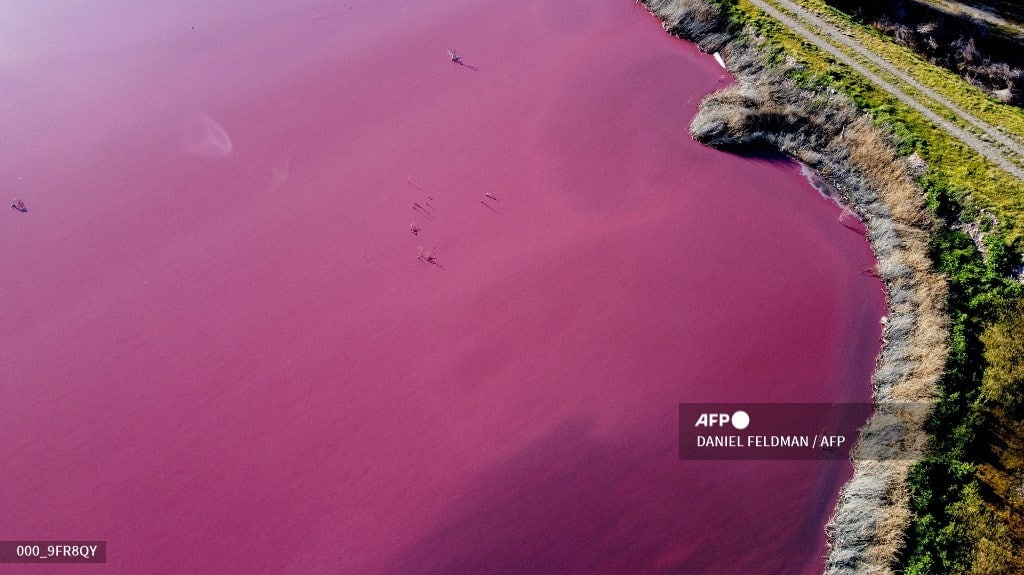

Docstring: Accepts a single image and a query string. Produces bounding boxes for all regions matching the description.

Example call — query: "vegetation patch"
[823,0,1024,107]
[644,0,1024,572]
[733,0,1024,240]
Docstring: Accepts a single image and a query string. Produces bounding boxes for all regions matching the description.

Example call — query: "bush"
[903,457,978,573]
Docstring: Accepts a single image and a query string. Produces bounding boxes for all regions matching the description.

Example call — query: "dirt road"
[748,0,1024,181]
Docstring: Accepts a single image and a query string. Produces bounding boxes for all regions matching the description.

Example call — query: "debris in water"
[416,245,440,266]
[11,198,26,212]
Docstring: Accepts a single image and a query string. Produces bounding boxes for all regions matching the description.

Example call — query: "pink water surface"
[1,0,886,572]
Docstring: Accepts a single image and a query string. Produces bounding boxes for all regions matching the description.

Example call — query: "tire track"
[748,0,1024,182]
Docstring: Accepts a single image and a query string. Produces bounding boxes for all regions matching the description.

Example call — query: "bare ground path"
[747,0,1024,182]
[913,0,1024,38]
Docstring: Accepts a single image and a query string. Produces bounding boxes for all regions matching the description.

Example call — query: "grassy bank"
[727,0,1024,240]
[753,0,1024,147]
[823,0,1024,107]
[644,0,1024,572]
[645,1,948,572]
[724,2,1024,568]
[715,0,1024,571]
[897,213,1023,572]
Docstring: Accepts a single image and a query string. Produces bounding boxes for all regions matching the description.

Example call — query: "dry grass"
[644,0,732,52]
[641,1,950,572]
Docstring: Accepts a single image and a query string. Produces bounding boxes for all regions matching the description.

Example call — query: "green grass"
[708,1,1024,571]
[789,0,1024,144]
[900,224,1022,573]
[723,0,1024,240]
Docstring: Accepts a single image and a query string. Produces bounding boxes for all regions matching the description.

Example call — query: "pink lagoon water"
[0,0,886,573]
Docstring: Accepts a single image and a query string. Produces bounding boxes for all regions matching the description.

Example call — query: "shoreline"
[639,1,949,573]
[0,0,881,570]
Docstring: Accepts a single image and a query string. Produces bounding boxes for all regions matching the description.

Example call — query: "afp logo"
[694,410,750,430]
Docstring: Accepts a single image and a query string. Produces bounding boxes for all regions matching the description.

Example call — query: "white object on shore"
[712,52,726,70]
